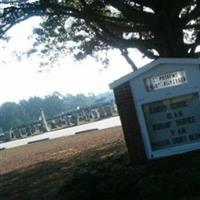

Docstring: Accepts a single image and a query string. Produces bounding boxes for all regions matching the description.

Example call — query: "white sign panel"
[144,70,187,91]
[143,93,200,151]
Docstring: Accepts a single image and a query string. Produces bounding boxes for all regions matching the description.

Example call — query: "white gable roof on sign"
[110,58,200,89]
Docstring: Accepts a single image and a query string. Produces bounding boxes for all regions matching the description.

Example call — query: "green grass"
[1,127,200,200]
[57,149,200,200]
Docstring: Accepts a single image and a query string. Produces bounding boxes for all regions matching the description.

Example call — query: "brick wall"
[114,82,147,163]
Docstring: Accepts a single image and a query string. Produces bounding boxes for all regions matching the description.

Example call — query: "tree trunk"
[120,48,138,71]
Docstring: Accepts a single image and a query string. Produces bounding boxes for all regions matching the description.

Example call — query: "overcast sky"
[0,17,150,105]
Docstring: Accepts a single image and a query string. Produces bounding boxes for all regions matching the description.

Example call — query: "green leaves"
[0,0,200,67]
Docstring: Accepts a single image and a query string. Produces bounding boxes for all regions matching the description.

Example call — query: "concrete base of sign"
[114,82,147,163]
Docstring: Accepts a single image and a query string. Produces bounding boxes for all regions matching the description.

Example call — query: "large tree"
[0,0,200,70]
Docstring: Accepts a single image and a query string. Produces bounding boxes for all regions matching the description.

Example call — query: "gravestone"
[110,58,200,162]
[40,109,50,132]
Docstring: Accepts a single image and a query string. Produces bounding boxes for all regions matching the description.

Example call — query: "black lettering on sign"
[149,105,167,113]
[181,77,186,82]
[178,111,184,117]
[152,121,172,130]
[174,111,183,118]
[178,127,186,135]
[175,79,180,84]
[170,129,176,136]
[189,133,200,141]
[167,113,173,119]
[172,136,187,144]
[170,101,187,109]
[173,112,178,118]
[152,140,171,148]
[170,128,186,136]
[176,116,196,126]
[167,111,183,119]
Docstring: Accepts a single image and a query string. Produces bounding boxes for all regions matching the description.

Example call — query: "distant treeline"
[0,92,114,131]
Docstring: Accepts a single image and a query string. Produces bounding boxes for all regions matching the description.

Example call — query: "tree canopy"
[0,0,200,70]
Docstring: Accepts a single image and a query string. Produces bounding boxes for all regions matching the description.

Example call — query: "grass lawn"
[1,126,200,200]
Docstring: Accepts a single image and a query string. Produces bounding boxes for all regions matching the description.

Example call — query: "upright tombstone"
[40,109,50,132]
[110,58,200,163]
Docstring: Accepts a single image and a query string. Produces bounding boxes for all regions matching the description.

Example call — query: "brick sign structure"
[110,58,200,162]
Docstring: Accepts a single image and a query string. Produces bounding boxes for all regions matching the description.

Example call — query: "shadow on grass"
[2,143,200,200]
[57,150,200,200]
[0,142,127,200]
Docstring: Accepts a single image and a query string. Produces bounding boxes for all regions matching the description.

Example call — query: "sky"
[0,17,151,105]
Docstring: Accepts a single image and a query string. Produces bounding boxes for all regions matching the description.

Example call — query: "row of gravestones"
[1,102,118,142]
[46,103,117,129]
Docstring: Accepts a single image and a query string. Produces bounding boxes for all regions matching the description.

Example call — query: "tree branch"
[120,48,137,71]
[0,3,84,36]
[181,2,200,24]
[189,32,200,54]
[104,0,156,24]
